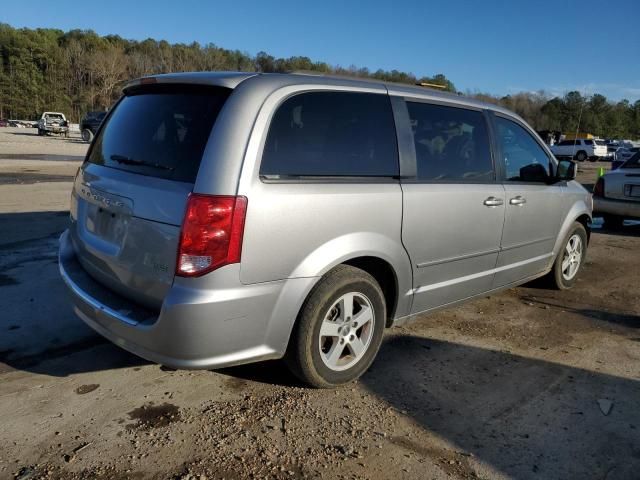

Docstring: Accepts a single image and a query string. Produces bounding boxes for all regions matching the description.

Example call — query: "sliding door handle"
[483,197,504,207]
[510,196,527,206]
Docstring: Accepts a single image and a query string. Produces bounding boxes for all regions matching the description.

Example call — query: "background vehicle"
[80,110,107,142]
[37,112,68,136]
[604,141,619,161]
[59,72,592,388]
[551,138,608,161]
[0,119,8,127]
[594,152,640,227]
[612,146,640,169]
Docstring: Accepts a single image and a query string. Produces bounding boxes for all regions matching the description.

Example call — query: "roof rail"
[285,70,452,91]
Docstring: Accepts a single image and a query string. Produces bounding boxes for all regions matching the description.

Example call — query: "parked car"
[593,152,640,227]
[38,112,69,136]
[80,111,107,142]
[0,119,8,127]
[551,138,608,161]
[59,72,592,388]
[612,146,639,169]
[604,141,620,161]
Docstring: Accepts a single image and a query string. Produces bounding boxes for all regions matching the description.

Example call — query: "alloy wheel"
[561,234,583,281]
[318,292,375,371]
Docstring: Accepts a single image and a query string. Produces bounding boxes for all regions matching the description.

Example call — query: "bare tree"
[87,45,128,108]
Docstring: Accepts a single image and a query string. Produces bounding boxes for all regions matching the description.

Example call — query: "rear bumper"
[59,230,316,369]
[593,197,640,219]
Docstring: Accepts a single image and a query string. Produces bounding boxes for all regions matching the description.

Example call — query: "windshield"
[595,140,606,145]
[86,84,231,183]
[622,152,640,168]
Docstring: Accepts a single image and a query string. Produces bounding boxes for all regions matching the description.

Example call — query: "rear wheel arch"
[342,256,398,327]
[575,150,588,161]
[285,263,387,387]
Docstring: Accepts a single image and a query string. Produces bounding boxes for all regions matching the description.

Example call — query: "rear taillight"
[593,177,605,197]
[176,194,248,277]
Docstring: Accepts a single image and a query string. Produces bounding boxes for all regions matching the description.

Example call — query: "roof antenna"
[571,87,588,157]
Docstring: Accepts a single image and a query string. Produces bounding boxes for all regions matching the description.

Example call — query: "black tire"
[546,222,588,290]
[603,214,624,230]
[285,265,386,388]
[81,128,93,142]
[575,151,587,162]
[37,128,44,136]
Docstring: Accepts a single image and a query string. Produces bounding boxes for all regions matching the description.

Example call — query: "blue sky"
[4,0,640,101]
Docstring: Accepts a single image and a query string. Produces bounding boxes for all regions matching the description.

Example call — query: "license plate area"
[79,185,133,246]
[85,204,129,244]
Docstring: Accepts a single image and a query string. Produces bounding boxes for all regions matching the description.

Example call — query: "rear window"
[260,91,398,177]
[87,84,231,183]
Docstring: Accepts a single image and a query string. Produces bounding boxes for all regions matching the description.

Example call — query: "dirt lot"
[0,126,639,480]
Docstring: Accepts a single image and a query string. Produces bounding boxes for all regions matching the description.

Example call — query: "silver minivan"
[59,72,592,387]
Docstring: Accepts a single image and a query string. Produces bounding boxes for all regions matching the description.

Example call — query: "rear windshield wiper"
[110,154,174,171]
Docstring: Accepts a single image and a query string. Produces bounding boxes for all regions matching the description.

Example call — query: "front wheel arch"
[575,213,591,244]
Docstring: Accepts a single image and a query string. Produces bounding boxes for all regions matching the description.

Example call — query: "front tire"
[285,265,386,388]
[547,222,587,290]
[81,128,93,142]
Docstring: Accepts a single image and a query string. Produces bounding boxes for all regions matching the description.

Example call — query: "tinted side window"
[495,117,551,182]
[406,102,493,182]
[584,139,593,145]
[558,140,577,146]
[260,92,398,177]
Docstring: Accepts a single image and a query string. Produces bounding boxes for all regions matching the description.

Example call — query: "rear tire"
[575,151,587,162]
[285,265,386,388]
[546,222,587,290]
[603,214,624,229]
[81,128,93,142]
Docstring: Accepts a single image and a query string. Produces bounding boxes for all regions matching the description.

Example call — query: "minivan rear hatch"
[69,83,231,309]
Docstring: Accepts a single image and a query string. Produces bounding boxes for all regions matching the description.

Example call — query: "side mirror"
[556,159,576,181]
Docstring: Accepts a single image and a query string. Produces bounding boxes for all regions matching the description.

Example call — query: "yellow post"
[597,167,605,178]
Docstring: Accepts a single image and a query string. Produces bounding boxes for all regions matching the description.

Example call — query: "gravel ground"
[0,127,639,480]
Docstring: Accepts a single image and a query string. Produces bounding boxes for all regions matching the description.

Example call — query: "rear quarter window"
[260,91,398,177]
[87,84,231,183]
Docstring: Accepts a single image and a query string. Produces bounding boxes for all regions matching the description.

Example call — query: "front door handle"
[509,196,527,206]
[483,196,504,207]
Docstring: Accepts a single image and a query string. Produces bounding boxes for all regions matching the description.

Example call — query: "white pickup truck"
[37,112,69,137]
[551,138,608,162]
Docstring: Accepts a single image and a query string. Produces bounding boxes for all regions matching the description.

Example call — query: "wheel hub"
[318,292,375,372]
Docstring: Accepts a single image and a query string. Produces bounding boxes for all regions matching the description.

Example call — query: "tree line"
[471,90,640,140]
[1,23,639,139]
[0,24,454,122]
